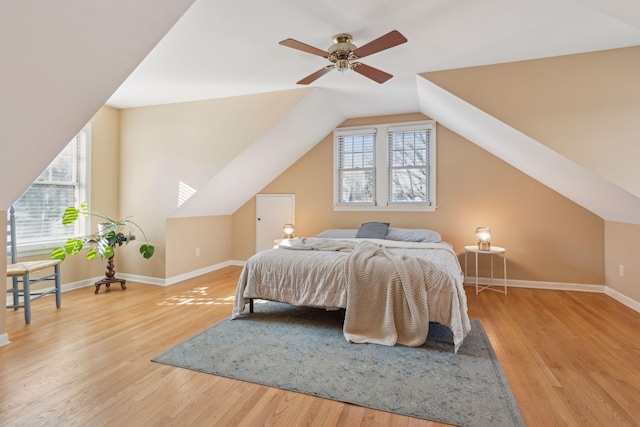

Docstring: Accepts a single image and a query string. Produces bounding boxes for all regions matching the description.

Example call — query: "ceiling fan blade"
[279,38,329,58]
[297,65,334,85]
[352,30,407,59]
[351,63,393,84]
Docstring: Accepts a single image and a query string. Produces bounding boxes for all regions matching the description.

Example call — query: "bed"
[232,224,471,352]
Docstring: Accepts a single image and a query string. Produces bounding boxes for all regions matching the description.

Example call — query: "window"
[336,129,376,204]
[11,124,91,254]
[334,121,435,211]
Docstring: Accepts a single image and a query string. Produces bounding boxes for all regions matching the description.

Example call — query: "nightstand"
[464,245,507,295]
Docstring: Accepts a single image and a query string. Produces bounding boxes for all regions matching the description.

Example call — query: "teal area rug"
[152,302,525,427]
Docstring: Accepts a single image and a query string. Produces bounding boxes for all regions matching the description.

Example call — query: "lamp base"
[478,241,491,251]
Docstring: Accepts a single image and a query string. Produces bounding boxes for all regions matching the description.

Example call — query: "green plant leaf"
[51,247,66,261]
[140,244,155,259]
[52,204,155,263]
[61,207,80,226]
[102,245,114,259]
[64,238,84,255]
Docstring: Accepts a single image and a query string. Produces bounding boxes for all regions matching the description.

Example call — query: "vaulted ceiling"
[3,0,640,223]
[108,0,640,119]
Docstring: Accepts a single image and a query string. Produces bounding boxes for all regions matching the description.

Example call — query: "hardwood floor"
[2,266,640,426]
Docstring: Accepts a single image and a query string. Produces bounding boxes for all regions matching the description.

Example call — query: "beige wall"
[118,89,311,278]
[233,113,605,285]
[62,106,123,283]
[422,46,638,298]
[422,46,640,199]
[165,216,232,278]
[604,221,640,302]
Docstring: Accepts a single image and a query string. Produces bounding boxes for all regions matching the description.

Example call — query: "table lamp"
[283,223,295,239]
[476,227,491,250]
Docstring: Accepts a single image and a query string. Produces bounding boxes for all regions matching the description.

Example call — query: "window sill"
[332,204,437,212]
[12,241,67,258]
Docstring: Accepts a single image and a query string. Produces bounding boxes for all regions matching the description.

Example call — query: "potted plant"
[51,203,155,261]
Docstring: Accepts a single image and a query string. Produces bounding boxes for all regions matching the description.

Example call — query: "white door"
[256,194,295,253]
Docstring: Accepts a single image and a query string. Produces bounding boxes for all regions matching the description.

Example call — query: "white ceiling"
[107,0,640,118]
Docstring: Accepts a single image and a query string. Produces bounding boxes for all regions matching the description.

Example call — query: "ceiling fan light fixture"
[336,59,350,73]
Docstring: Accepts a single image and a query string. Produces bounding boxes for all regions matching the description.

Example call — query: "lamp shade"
[283,223,295,239]
[475,227,491,250]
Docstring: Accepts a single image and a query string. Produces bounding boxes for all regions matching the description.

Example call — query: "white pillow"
[385,228,441,243]
[315,229,358,238]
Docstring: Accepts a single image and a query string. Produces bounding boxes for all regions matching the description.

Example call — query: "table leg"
[464,250,468,283]
[503,252,508,295]
[94,254,127,294]
[490,253,494,287]
[475,251,479,295]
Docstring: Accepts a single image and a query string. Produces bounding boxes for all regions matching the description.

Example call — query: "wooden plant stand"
[94,254,126,294]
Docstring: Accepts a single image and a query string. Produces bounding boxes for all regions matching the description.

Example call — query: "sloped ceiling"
[416,75,640,224]
[0,1,195,209]
[170,88,345,217]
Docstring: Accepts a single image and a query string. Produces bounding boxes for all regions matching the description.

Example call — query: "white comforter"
[232,238,471,352]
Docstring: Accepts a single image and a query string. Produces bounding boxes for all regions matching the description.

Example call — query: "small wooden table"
[94,254,126,294]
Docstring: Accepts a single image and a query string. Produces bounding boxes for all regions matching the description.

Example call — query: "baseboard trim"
[117,260,247,287]
[464,276,640,314]
[116,273,166,287]
[0,333,10,347]
[463,277,606,293]
[604,287,640,313]
[163,260,245,286]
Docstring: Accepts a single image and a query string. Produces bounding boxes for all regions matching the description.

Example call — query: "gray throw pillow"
[356,222,390,239]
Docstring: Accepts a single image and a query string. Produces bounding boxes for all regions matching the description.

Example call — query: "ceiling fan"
[279,30,407,85]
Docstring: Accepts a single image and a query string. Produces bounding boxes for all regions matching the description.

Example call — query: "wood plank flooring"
[2,266,640,426]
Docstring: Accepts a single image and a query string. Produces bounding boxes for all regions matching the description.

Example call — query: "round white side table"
[464,245,507,295]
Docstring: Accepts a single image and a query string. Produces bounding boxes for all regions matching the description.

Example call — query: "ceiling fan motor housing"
[328,34,357,72]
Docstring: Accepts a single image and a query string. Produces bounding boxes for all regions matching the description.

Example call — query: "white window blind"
[336,129,377,204]
[388,127,431,204]
[10,125,91,253]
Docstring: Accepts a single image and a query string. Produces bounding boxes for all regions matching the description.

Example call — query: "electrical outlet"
[196,248,200,257]
[619,264,624,277]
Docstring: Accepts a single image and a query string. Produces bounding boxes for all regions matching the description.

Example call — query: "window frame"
[333,120,436,212]
[10,124,92,256]
[335,127,377,206]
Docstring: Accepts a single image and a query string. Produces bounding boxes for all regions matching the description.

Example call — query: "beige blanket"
[343,241,440,347]
[233,238,471,352]
[279,237,356,252]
